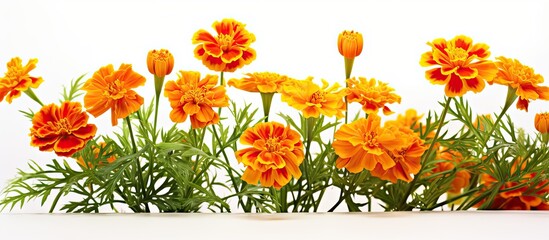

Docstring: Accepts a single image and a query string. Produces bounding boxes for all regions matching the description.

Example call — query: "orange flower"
[338,30,363,59]
[235,122,304,189]
[493,56,549,111]
[192,18,256,72]
[333,114,405,173]
[164,71,229,128]
[280,78,346,119]
[30,101,97,157]
[346,77,401,115]
[0,57,43,103]
[432,149,471,194]
[420,35,498,97]
[369,122,427,183]
[228,72,288,93]
[82,64,146,126]
[535,112,549,134]
[147,49,174,77]
[76,142,117,168]
[477,158,549,210]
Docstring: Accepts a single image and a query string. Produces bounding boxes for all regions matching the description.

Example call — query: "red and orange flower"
[30,101,97,157]
[420,35,498,97]
[492,56,549,111]
[164,71,229,128]
[0,57,43,103]
[235,122,304,189]
[82,64,146,126]
[346,77,401,115]
[280,78,346,119]
[228,72,289,93]
[192,18,256,72]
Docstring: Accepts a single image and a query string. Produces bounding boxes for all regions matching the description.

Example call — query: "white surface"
[1,212,548,239]
[0,0,548,212]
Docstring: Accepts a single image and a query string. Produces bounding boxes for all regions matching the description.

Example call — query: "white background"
[0,0,547,213]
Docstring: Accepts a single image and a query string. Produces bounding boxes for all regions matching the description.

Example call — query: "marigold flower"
[369,122,427,183]
[82,64,146,126]
[473,114,492,131]
[535,112,548,134]
[346,77,401,115]
[76,142,117,168]
[420,35,498,97]
[0,57,43,103]
[493,56,549,111]
[477,158,549,210]
[164,71,229,128]
[235,122,304,189]
[280,78,346,119]
[432,149,471,194]
[333,114,406,173]
[147,49,174,78]
[192,18,256,72]
[228,72,288,93]
[30,101,97,157]
[338,30,363,59]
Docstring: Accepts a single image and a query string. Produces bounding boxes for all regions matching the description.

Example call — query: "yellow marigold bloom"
[76,142,117,169]
[280,78,346,119]
[192,18,256,72]
[147,49,174,77]
[420,35,498,97]
[164,71,229,128]
[235,122,304,189]
[228,72,288,93]
[346,77,401,115]
[82,64,146,126]
[535,112,548,134]
[338,30,363,59]
[493,56,549,112]
[0,57,43,103]
[333,114,406,173]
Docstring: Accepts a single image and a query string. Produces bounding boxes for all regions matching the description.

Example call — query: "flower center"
[104,79,127,100]
[217,34,234,51]
[183,87,207,104]
[509,65,535,83]
[363,131,379,149]
[3,67,23,85]
[265,137,281,152]
[152,51,169,62]
[446,47,468,62]
[49,118,72,135]
[310,91,326,104]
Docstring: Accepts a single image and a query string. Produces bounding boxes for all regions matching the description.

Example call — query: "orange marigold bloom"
[30,101,97,157]
[432,149,471,194]
[535,112,549,134]
[76,142,117,168]
[147,49,174,77]
[192,18,256,72]
[235,122,304,189]
[333,114,406,173]
[82,64,146,126]
[228,72,288,93]
[369,122,427,183]
[493,56,549,111]
[420,35,498,97]
[0,57,43,103]
[338,30,363,59]
[164,71,229,128]
[280,78,346,119]
[346,77,401,115]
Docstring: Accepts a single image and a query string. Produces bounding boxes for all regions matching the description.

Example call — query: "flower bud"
[147,49,174,77]
[338,30,363,59]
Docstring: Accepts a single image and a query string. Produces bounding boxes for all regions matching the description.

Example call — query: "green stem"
[279,186,288,213]
[260,92,275,122]
[153,75,164,143]
[212,124,244,211]
[125,116,150,212]
[24,88,44,106]
[344,57,354,125]
[397,97,452,211]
